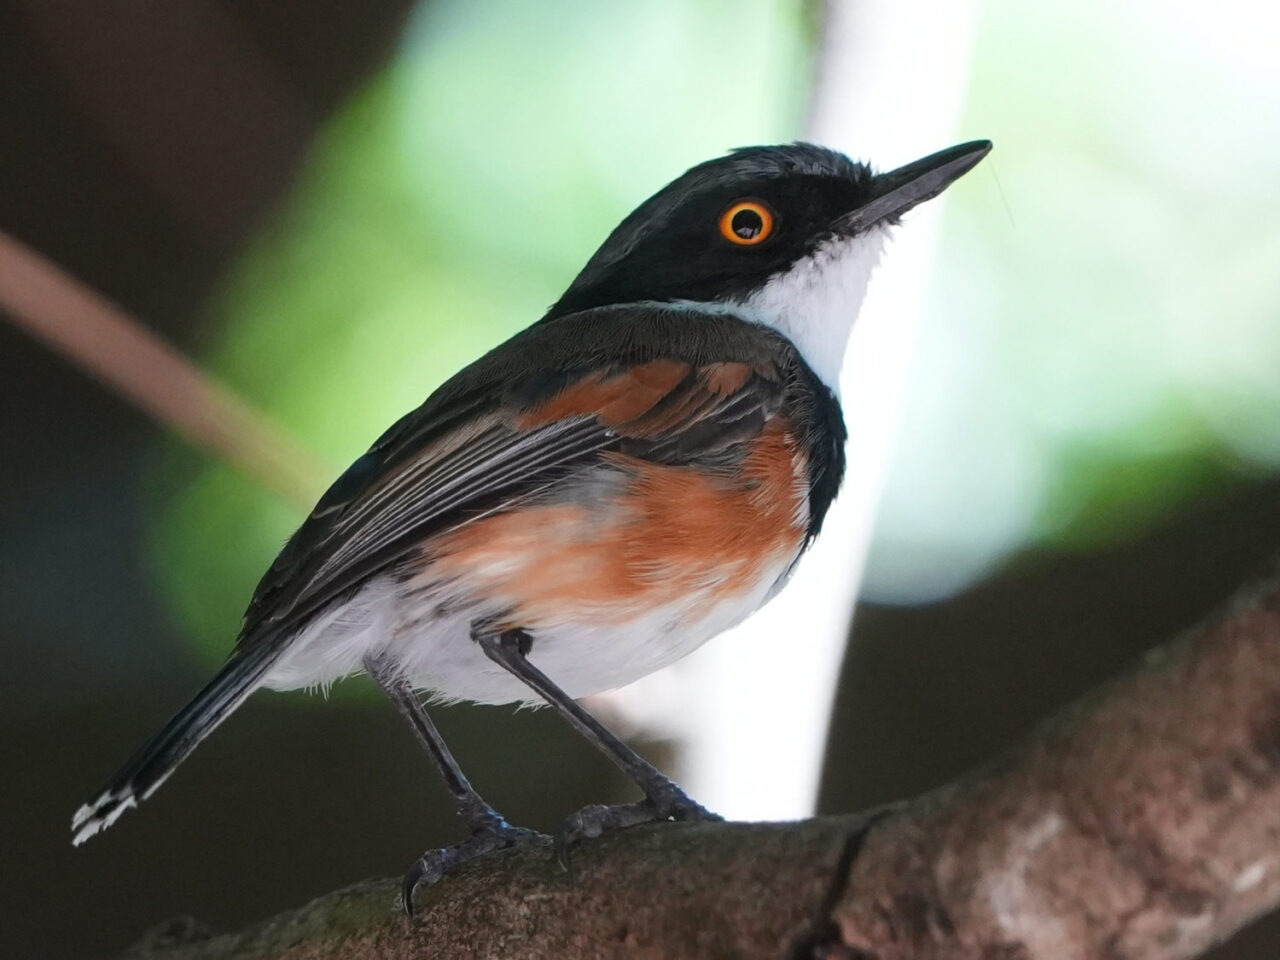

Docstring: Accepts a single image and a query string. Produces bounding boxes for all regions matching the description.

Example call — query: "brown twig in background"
[0,229,328,508]
[113,557,1280,960]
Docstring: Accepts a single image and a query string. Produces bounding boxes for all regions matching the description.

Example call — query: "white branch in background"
[611,0,981,820]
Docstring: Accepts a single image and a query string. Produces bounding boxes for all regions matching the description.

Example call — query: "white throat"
[736,226,889,393]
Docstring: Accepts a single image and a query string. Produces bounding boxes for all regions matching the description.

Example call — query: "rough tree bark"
[121,558,1280,960]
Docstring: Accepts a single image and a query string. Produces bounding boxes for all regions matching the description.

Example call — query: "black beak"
[839,139,992,234]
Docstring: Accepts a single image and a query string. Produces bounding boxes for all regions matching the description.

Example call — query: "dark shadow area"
[10,689,649,958]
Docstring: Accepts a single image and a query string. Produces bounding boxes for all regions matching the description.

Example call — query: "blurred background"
[2,0,1278,957]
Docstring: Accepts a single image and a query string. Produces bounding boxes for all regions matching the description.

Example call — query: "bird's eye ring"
[719,200,775,246]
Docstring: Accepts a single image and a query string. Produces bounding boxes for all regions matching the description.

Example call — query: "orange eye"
[719,200,774,246]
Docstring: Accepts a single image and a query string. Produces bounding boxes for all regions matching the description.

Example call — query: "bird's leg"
[471,626,721,869]
[364,654,546,913]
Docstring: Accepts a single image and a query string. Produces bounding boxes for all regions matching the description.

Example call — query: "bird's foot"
[401,817,548,915]
[554,781,721,870]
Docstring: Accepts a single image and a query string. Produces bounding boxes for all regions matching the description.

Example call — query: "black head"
[547,140,991,321]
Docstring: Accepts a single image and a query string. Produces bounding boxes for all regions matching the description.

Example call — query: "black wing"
[237,305,812,645]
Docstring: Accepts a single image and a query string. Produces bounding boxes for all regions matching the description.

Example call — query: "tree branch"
[121,558,1280,960]
[0,229,328,509]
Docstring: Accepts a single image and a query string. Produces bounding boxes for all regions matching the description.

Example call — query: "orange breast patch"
[420,420,809,627]
[518,360,768,439]
[518,359,691,431]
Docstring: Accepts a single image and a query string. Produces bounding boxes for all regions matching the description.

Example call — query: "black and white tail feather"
[70,637,284,845]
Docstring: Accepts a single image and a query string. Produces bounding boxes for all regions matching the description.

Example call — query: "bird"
[72,138,991,911]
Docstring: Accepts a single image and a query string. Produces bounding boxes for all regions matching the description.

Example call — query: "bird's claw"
[401,821,547,916]
[554,785,721,872]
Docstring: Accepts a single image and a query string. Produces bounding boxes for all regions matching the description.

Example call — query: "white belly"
[261,551,796,705]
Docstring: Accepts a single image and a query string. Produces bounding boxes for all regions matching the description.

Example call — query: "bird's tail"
[71,638,284,845]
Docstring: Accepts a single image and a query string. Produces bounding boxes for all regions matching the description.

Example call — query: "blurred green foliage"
[149,0,1280,645]
[861,0,1280,601]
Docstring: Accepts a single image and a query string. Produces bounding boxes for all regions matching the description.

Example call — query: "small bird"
[72,139,990,909]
